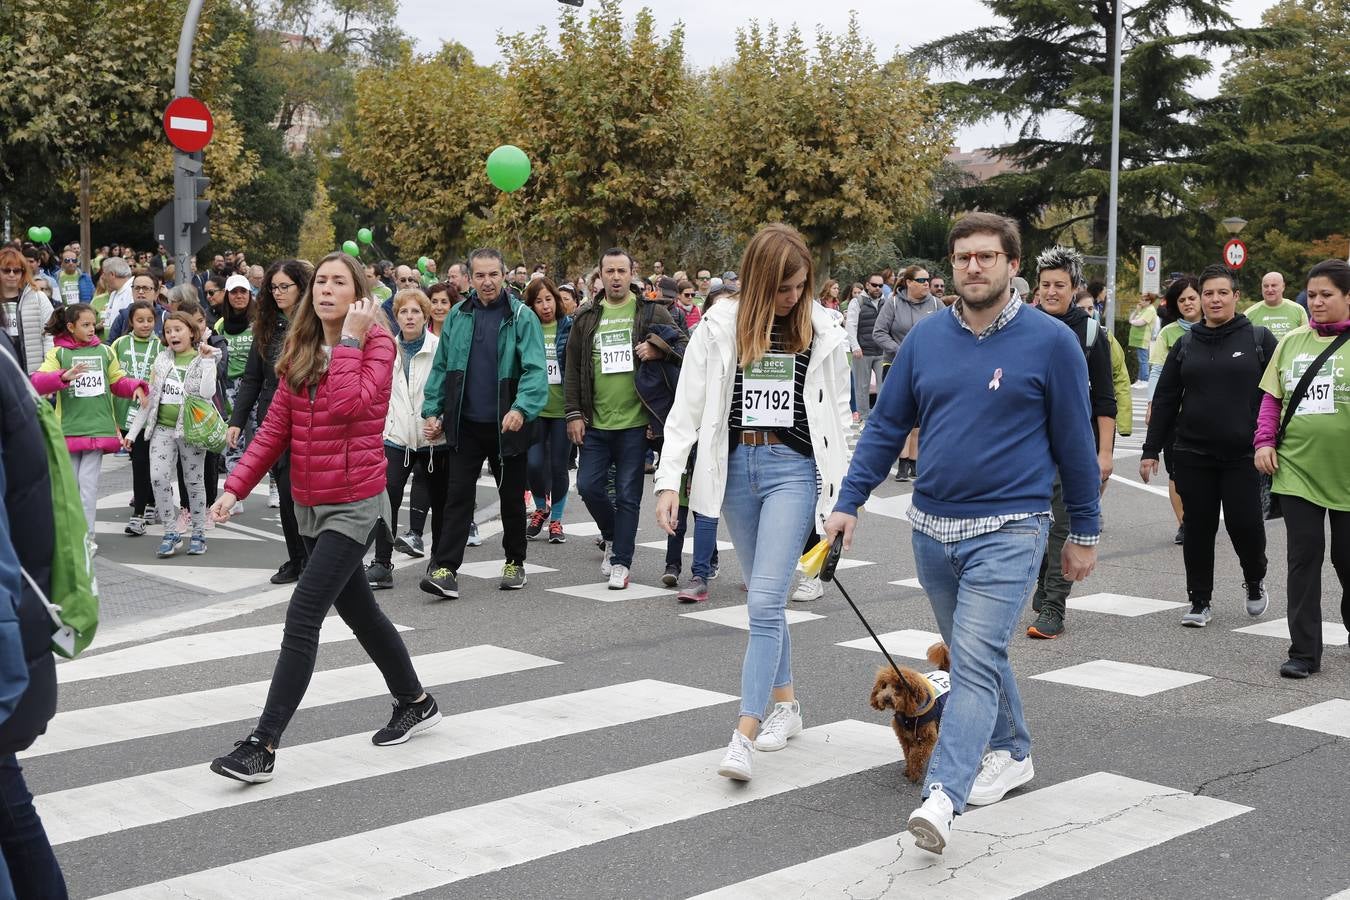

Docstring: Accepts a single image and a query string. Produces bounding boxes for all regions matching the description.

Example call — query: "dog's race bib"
[924,671,951,698]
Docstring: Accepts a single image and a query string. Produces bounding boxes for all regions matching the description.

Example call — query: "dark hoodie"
[1143,314,1277,461]
[1047,305,1116,435]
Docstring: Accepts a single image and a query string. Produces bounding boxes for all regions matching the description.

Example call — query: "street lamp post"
[1221,216,1248,236]
[1104,0,1124,332]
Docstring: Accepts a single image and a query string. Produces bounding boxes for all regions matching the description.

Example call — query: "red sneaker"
[526,508,549,539]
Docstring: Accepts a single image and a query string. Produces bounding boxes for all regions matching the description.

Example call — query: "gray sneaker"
[1244,581,1269,617]
[500,561,527,590]
[1181,606,1212,628]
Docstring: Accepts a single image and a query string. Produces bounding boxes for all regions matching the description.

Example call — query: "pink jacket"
[31,334,146,453]
[224,325,395,507]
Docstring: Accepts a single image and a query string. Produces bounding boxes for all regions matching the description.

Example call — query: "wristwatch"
[338,336,362,349]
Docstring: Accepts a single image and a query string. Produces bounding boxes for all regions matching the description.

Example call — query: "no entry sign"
[163,97,214,153]
[1223,238,1248,270]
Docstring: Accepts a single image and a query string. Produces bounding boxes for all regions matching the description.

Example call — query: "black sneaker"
[1026,609,1065,639]
[271,559,303,585]
[372,694,442,746]
[662,563,680,587]
[210,735,275,784]
[1173,525,1185,545]
[894,458,913,483]
[1279,658,1319,679]
[527,508,549,539]
[366,561,394,590]
[420,567,459,599]
[394,531,425,558]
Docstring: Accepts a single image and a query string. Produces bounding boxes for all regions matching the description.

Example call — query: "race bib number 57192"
[740,353,794,428]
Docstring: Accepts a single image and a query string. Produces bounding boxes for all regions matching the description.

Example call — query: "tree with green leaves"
[923,0,1286,262]
[699,16,949,276]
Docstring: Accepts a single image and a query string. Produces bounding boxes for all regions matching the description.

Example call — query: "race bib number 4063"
[740,353,794,428]
[599,329,634,374]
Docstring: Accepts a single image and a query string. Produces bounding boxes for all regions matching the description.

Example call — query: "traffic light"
[558,0,583,6]
[175,151,210,226]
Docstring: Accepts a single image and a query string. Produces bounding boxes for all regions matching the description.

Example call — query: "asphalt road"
[28,389,1350,899]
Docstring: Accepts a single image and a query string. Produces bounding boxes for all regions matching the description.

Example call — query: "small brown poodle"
[869,642,952,783]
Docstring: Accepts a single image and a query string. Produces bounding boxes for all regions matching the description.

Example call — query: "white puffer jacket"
[384,330,445,451]
[654,299,853,529]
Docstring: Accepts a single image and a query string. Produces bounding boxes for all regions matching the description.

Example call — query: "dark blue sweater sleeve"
[0,451,30,724]
[1044,329,1102,536]
[834,337,918,515]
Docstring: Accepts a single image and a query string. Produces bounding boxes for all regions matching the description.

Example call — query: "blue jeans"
[667,508,720,579]
[719,444,817,720]
[911,515,1049,812]
[0,753,67,898]
[1135,346,1149,380]
[577,426,648,568]
[527,417,571,522]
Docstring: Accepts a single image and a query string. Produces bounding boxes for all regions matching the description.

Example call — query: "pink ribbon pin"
[988,368,1003,390]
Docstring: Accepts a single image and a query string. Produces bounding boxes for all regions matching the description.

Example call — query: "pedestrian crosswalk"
[35,585,1290,899]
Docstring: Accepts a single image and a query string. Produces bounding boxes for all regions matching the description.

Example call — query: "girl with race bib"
[30,304,148,542]
[524,277,572,544]
[111,301,163,535]
[126,311,219,559]
[654,224,852,781]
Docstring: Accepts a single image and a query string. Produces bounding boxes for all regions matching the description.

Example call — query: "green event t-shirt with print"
[223,328,255,380]
[157,351,197,428]
[1246,299,1308,342]
[590,294,647,431]
[540,321,565,419]
[112,334,162,432]
[371,282,392,303]
[56,345,119,438]
[58,272,82,306]
[1149,321,1191,365]
[1128,304,1157,348]
[1258,325,1350,511]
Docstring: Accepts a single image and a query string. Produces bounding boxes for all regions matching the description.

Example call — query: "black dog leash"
[819,534,905,679]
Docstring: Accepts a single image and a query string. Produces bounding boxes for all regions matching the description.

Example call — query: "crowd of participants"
[0,217,1345,891]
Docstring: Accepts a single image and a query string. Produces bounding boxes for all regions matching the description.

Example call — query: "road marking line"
[45,679,738,847]
[27,646,557,758]
[56,618,409,684]
[1268,699,1350,739]
[837,629,944,660]
[1067,592,1188,617]
[89,719,894,898]
[681,604,824,630]
[93,587,295,649]
[120,563,279,593]
[1032,659,1210,696]
[547,582,676,602]
[691,772,1249,898]
[1233,619,1349,645]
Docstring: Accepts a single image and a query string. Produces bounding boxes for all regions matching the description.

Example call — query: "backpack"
[0,350,99,657]
[1084,317,1099,352]
[1173,325,1268,368]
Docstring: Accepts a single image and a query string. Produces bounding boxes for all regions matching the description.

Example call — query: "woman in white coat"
[654,223,852,782]
[366,290,447,589]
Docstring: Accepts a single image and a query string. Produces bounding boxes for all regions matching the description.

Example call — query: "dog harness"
[895,671,951,734]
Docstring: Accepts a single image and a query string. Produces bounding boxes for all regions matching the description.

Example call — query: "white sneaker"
[268,483,281,508]
[966,750,1034,806]
[907,785,954,854]
[600,547,614,578]
[230,499,245,516]
[717,731,754,781]
[791,576,824,603]
[754,700,802,751]
[608,563,630,590]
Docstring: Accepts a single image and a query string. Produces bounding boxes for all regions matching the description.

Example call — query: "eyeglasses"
[62,258,78,264]
[132,284,156,292]
[0,268,23,276]
[272,282,296,292]
[951,250,1008,269]
[398,277,420,285]
[912,277,930,284]
[681,291,696,298]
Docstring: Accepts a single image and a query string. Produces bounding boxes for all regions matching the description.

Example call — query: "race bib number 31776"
[740,353,794,428]
[599,329,634,374]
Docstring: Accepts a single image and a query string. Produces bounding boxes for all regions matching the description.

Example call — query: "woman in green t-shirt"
[1127,293,1159,385]
[218,281,257,474]
[1255,259,1350,679]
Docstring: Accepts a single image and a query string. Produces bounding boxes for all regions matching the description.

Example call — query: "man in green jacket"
[420,247,548,599]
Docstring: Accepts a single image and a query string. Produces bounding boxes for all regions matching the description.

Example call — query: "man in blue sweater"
[825,212,1101,856]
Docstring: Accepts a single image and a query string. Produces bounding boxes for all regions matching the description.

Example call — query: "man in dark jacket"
[1027,246,1117,639]
[420,248,548,599]
[0,334,68,897]
[564,249,686,590]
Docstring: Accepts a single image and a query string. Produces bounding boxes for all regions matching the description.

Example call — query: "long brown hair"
[277,252,369,392]
[255,259,310,356]
[734,224,815,367]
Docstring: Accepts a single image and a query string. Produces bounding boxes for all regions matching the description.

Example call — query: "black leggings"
[130,434,152,516]
[407,466,431,535]
[253,529,422,748]
[375,445,448,565]
[1280,493,1350,666]
[272,453,307,567]
[1171,450,1267,607]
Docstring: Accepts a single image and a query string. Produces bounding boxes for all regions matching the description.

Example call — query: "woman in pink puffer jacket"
[204,252,441,786]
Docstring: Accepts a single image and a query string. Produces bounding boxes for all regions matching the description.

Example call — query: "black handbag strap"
[1275,331,1350,446]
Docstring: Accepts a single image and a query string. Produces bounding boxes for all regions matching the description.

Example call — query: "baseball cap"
[657,276,679,301]
[1011,276,1030,298]
[224,274,252,293]
[705,277,724,294]
[721,270,738,283]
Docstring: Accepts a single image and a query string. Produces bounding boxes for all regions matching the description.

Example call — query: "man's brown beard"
[958,274,1010,311]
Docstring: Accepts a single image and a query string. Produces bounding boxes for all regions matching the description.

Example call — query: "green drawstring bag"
[1,350,99,657]
[183,394,228,454]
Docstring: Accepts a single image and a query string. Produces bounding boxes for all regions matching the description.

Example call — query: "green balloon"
[486,144,531,192]
[38,226,51,244]
[26,226,40,242]
[357,227,373,245]
[342,240,360,257]
[417,256,429,274]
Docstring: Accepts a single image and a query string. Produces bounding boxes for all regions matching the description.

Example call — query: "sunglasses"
[0,267,23,276]
[867,282,883,289]
[681,291,696,298]
[912,277,930,283]
[62,258,79,264]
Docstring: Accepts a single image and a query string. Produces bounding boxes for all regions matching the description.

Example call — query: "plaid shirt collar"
[952,292,1023,340]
